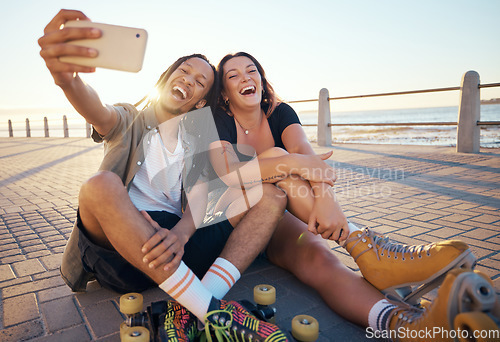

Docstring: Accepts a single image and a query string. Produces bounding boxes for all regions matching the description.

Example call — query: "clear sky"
[1,0,500,117]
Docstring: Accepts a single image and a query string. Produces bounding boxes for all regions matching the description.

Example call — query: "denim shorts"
[77,210,234,294]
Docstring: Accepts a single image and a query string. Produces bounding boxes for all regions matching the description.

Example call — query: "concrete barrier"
[457,71,480,153]
[318,88,332,146]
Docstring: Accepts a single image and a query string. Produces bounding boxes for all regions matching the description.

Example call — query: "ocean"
[1,105,499,147]
[297,104,500,148]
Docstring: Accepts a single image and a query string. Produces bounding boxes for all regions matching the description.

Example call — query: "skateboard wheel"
[454,312,499,342]
[121,326,149,342]
[120,322,130,340]
[291,314,319,342]
[120,293,143,315]
[254,284,276,306]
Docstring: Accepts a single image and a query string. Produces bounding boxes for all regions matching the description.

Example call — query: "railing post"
[26,118,31,137]
[86,121,91,138]
[63,115,69,138]
[457,71,480,153]
[44,117,50,137]
[318,88,332,146]
[8,120,13,137]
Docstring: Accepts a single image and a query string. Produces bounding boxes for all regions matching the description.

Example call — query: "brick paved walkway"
[0,138,499,341]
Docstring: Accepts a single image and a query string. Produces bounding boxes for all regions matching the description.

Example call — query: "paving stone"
[75,284,119,308]
[462,228,499,240]
[25,252,52,261]
[441,213,479,223]
[38,284,74,303]
[11,259,45,277]
[3,293,39,327]
[83,301,123,338]
[394,226,432,238]
[0,319,44,342]
[2,275,65,298]
[30,324,91,342]
[410,212,444,222]
[0,255,26,264]
[428,227,466,239]
[95,333,120,342]
[39,254,62,270]
[0,264,15,282]
[32,269,60,280]
[41,296,83,332]
[2,139,500,341]
[399,218,444,230]
[0,275,32,289]
[470,214,500,224]
[473,264,498,282]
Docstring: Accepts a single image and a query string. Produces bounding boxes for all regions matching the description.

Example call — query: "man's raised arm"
[38,9,117,136]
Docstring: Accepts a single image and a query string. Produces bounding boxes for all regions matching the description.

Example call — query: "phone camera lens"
[136,33,140,38]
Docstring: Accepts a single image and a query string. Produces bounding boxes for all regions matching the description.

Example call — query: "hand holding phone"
[59,21,148,72]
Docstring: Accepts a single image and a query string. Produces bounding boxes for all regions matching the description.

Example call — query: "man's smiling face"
[158,57,214,115]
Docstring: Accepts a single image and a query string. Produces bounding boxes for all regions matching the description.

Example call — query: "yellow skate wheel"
[120,322,130,340]
[292,315,319,342]
[454,312,499,342]
[254,284,276,306]
[120,293,143,315]
[121,326,149,342]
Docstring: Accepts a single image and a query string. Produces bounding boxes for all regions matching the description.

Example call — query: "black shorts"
[77,210,234,294]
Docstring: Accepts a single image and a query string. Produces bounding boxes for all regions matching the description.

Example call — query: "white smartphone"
[59,20,148,73]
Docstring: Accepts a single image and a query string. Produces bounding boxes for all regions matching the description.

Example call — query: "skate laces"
[203,308,263,342]
[203,309,234,341]
[346,228,434,262]
[387,295,426,331]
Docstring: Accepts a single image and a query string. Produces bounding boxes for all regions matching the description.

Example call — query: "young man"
[38,9,298,341]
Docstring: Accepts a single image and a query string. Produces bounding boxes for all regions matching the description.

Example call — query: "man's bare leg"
[266,212,384,327]
[220,183,286,271]
[78,171,172,284]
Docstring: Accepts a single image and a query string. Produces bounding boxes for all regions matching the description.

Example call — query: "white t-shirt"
[129,127,184,217]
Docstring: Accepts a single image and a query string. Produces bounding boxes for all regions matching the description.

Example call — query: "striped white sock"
[368,299,397,332]
[159,261,212,321]
[201,257,241,299]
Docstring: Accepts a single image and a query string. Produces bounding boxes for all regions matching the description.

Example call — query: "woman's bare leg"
[266,212,384,327]
[258,147,316,223]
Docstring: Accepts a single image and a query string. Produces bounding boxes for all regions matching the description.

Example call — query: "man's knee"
[79,171,123,205]
[259,183,287,212]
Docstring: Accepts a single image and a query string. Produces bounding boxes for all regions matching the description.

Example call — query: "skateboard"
[118,284,319,342]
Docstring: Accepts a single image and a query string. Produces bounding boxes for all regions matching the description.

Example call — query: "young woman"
[208,52,478,337]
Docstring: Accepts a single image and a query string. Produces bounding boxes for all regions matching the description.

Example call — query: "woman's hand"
[140,211,186,272]
[307,186,349,243]
[291,151,336,186]
[38,9,101,87]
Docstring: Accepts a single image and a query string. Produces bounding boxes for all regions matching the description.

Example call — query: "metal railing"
[3,71,499,152]
[6,115,92,138]
[289,72,499,152]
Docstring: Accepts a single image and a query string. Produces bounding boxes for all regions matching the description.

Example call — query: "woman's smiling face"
[222,56,263,111]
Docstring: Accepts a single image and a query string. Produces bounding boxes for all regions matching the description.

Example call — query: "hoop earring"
[224,98,229,106]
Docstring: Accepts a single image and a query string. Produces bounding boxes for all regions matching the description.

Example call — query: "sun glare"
[147,87,160,103]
